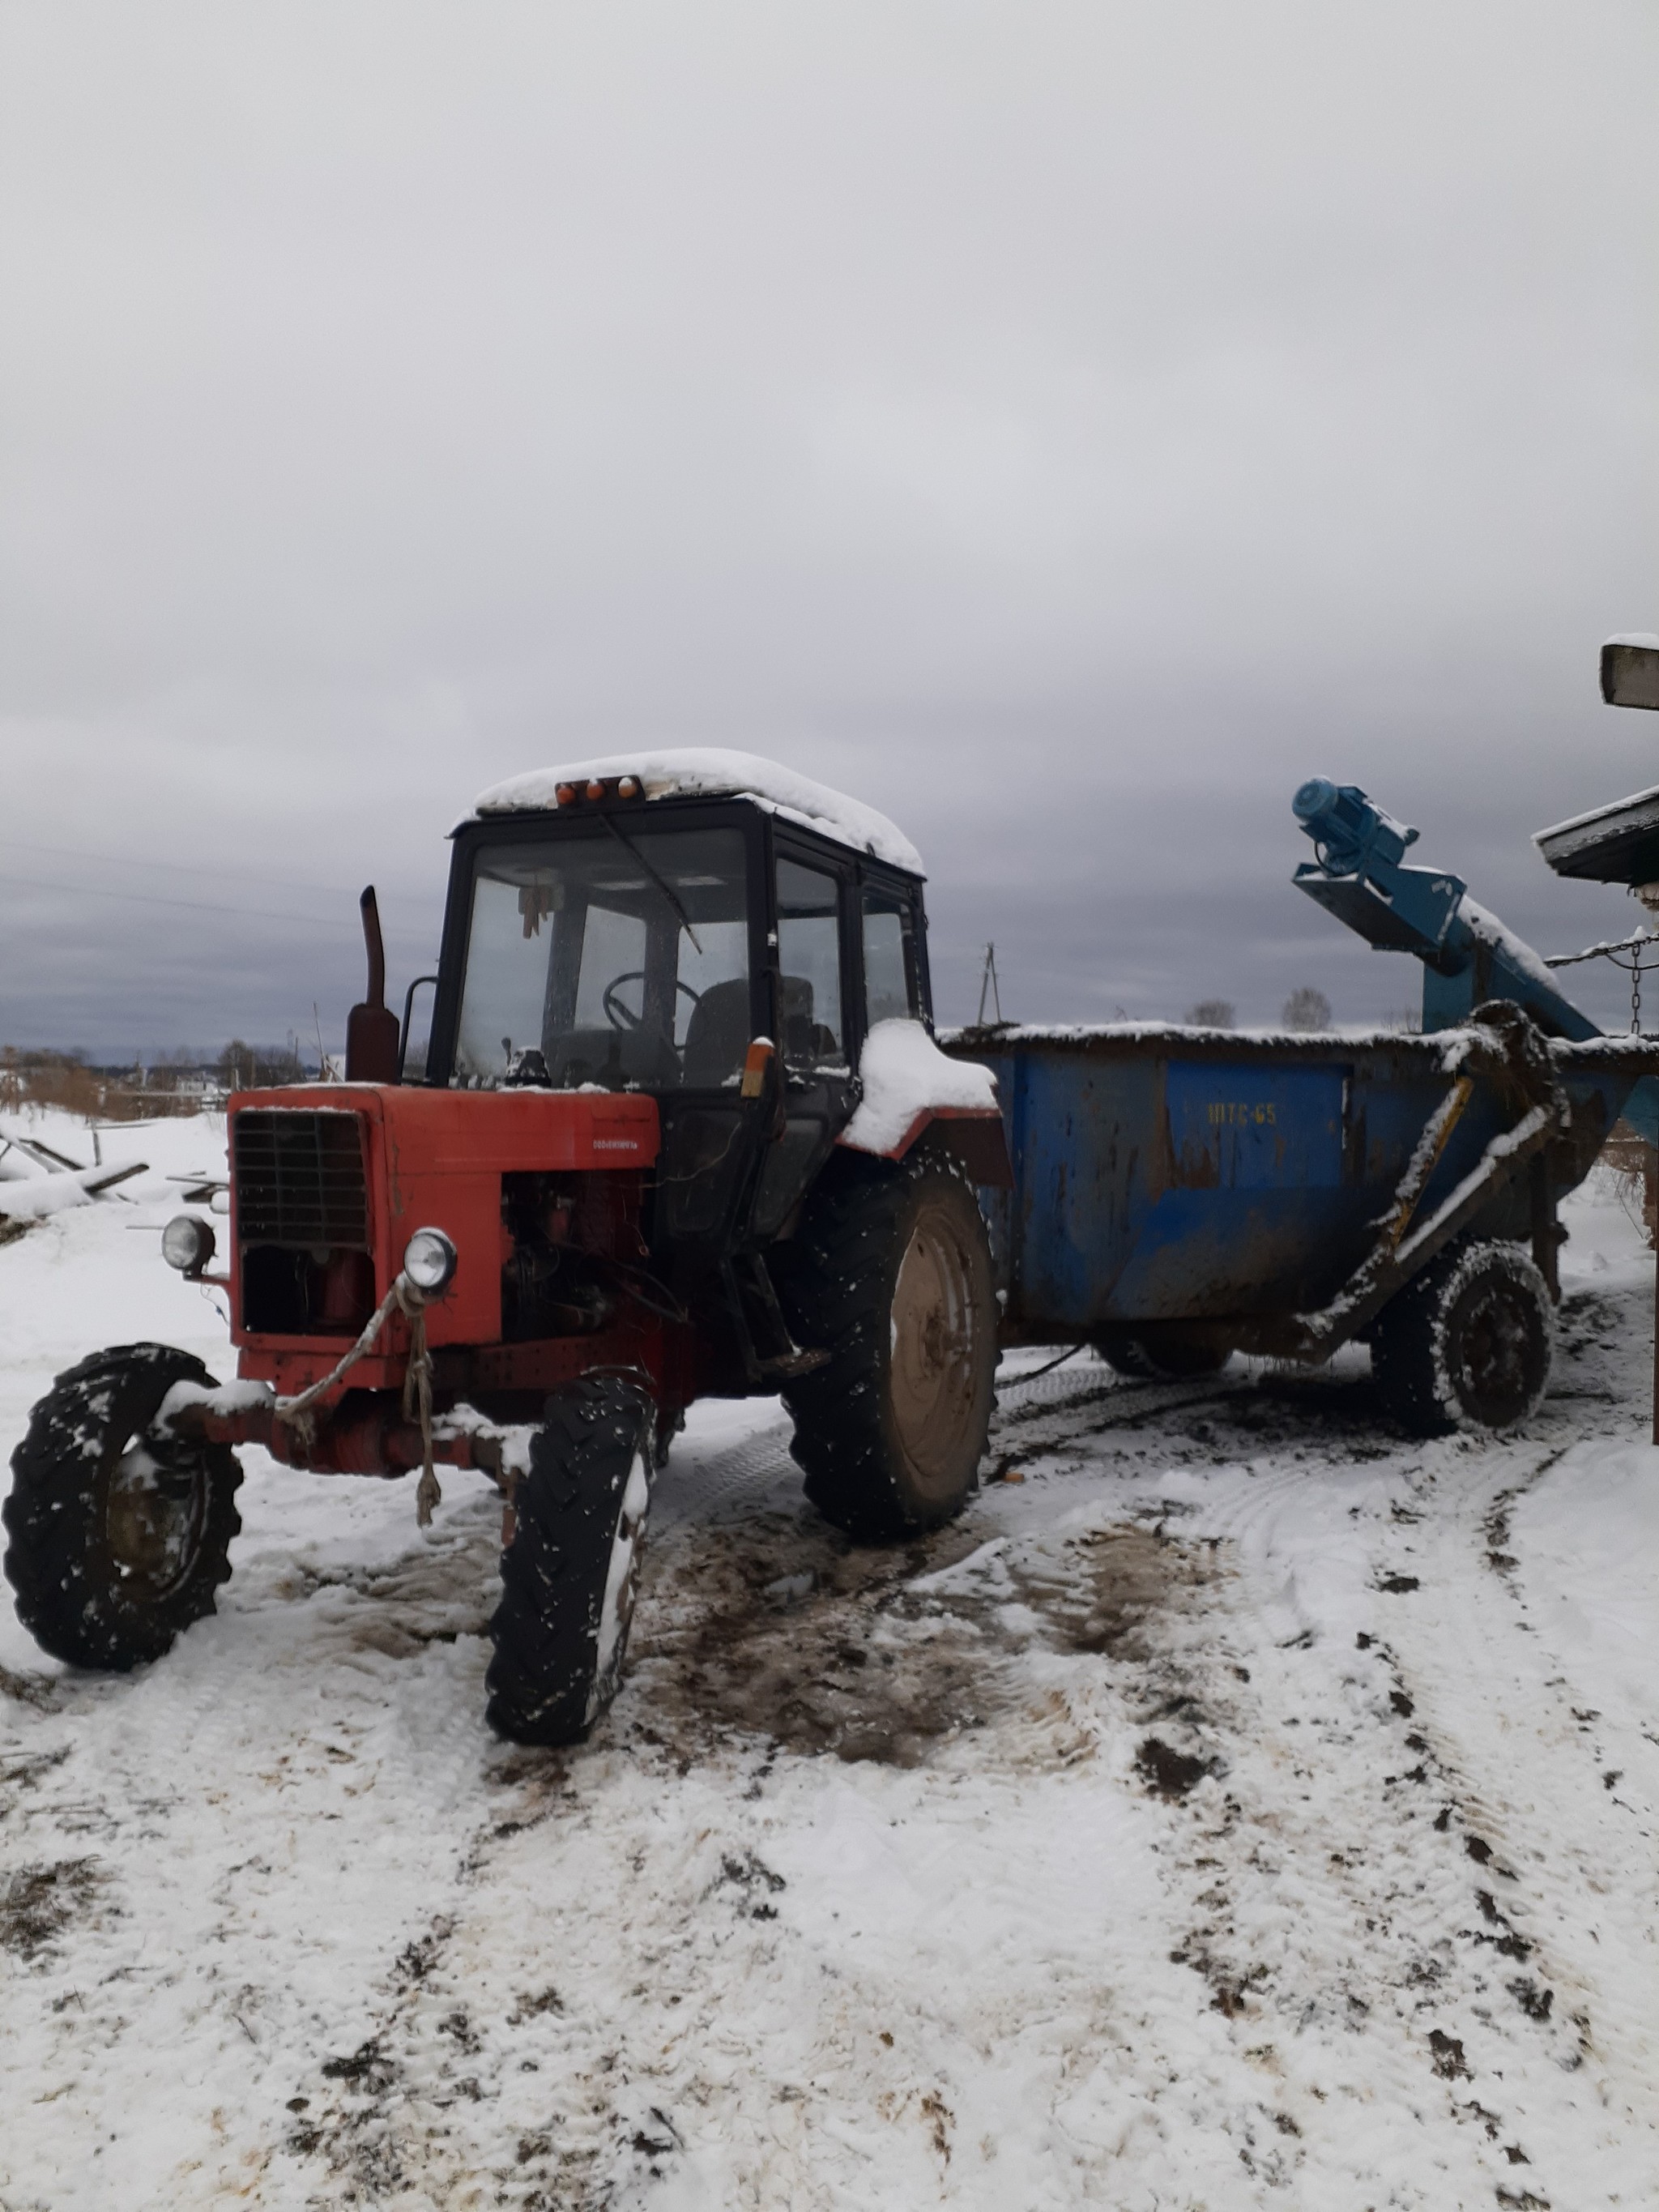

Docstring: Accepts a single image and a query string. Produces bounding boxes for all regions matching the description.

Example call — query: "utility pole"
[976,943,1003,1027]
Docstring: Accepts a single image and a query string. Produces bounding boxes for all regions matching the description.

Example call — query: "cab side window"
[776,858,846,1069]
[861,887,919,1027]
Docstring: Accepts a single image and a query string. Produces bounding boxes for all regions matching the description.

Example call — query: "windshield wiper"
[596,811,703,954]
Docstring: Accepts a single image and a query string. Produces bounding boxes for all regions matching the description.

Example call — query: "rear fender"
[837,1105,1013,1189]
[833,1018,1012,1188]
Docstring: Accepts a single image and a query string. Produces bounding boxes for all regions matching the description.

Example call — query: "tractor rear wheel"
[3,1343,242,1670]
[778,1147,996,1540]
[484,1375,655,1745]
[1372,1238,1554,1437]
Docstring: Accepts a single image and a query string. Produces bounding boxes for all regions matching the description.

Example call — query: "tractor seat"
[780,976,837,1065]
[680,979,752,1088]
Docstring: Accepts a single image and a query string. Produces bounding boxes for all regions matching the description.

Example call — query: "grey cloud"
[1,1,1654,1054]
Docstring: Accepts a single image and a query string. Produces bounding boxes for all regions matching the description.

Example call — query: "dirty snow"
[839,1018,1000,1156]
[2,1110,1659,2207]
[468,749,924,876]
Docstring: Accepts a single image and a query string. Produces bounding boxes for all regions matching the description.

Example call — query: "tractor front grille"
[233,1110,370,1250]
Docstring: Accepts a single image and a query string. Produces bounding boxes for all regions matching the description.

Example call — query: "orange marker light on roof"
[617,775,640,798]
[586,779,606,801]
[554,782,576,806]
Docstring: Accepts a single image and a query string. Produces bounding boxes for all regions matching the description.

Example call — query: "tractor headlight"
[161,1215,216,1277]
[402,1227,458,1294]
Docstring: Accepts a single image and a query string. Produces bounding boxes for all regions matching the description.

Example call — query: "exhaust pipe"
[344,886,401,1083]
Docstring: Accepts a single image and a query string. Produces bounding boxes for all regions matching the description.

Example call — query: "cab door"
[852,867,928,1043]
[750,837,859,1238]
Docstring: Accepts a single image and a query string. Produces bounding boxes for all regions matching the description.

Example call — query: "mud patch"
[0,1855,101,1957]
[1428,2027,1471,2080]
[626,1510,996,1767]
[0,1743,70,1809]
[1170,1939,1265,2017]
[627,1508,1218,1770]
[1205,1372,1399,1461]
[1136,1736,1216,1800]
[0,1663,60,1711]
[1012,1524,1209,1657]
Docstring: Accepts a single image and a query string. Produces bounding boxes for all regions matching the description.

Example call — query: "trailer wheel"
[484,1375,655,1746]
[778,1147,996,1540]
[1094,1329,1232,1381]
[1372,1239,1554,1437]
[2,1343,242,1671]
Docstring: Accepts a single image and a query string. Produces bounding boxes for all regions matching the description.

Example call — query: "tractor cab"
[420,751,934,1260]
[436,755,928,1093]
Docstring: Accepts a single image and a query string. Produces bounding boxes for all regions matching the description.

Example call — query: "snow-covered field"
[2,1109,1657,2210]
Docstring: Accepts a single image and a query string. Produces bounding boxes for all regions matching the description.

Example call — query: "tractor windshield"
[452,825,753,1091]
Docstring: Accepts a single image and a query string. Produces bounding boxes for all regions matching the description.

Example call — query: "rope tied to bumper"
[268,1269,440,1525]
[395,1277,441,1527]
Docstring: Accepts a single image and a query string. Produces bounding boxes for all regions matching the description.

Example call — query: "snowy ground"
[2,1109,1657,2210]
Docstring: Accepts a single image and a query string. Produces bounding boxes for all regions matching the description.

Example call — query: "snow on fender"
[838,1018,1011,1183]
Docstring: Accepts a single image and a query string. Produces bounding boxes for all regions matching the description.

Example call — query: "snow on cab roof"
[467,749,924,876]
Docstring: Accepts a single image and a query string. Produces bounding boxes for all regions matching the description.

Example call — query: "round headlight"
[161,1215,216,1276]
[402,1226,458,1294]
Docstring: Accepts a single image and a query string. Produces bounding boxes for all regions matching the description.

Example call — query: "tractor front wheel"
[3,1343,243,1670]
[778,1147,997,1540]
[485,1375,655,1745]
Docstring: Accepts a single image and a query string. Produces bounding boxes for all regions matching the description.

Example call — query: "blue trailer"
[947,784,1659,1434]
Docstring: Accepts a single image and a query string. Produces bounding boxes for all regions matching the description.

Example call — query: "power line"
[0,834,376,902]
[0,868,356,930]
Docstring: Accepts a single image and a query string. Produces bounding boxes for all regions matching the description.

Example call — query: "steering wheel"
[601,971,702,1032]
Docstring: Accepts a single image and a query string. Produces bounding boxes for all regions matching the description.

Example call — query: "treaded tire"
[3,1342,242,1670]
[1094,1329,1232,1381]
[485,1375,655,1746]
[1372,1238,1554,1437]
[777,1145,997,1541]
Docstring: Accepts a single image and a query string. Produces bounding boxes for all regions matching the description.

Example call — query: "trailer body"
[949,1023,1644,1356]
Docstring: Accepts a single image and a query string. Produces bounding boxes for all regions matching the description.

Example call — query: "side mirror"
[1601,634,1659,711]
[400,975,439,1082]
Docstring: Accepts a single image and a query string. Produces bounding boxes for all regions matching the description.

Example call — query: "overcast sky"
[2,2,1656,1057]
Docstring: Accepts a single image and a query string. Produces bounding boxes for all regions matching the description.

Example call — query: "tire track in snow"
[1077,1279,1659,2209]
[1366,1430,1659,2206]
[0,1468,513,2210]
[264,1492,1349,2210]
[1070,1459,1519,2206]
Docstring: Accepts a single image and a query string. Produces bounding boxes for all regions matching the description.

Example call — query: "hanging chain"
[1625,932,1653,1033]
[1546,900,1659,1033]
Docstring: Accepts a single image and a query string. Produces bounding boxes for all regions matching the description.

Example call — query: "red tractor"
[4,754,1010,1742]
